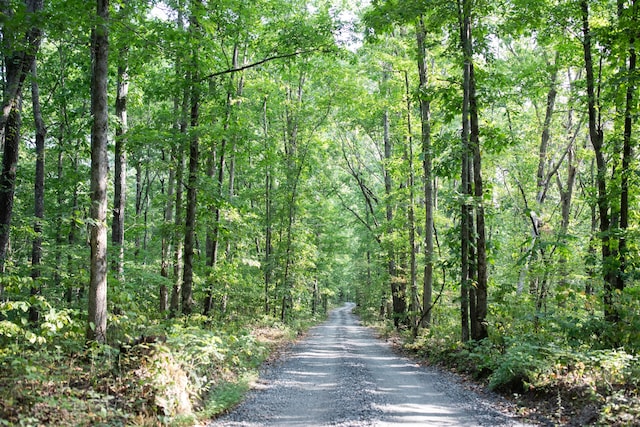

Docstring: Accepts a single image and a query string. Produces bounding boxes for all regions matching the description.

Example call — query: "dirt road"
[211,303,530,426]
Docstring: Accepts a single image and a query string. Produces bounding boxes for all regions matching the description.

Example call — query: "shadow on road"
[211,303,528,426]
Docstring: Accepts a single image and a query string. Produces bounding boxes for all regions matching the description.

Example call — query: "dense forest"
[1,0,639,424]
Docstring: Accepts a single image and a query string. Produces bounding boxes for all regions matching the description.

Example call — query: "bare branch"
[200,47,333,81]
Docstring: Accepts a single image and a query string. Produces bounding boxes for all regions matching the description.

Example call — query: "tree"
[28,60,46,324]
[581,0,615,324]
[169,6,189,316]
[87,0,109,343]
[181,0,202,315]
[0,0,44,296]
[416,15,434,329]
[383,92,407,327]
[579,0,638,327]
[111,0,130,282]
[614,0,637,323]
[456,0,487,342]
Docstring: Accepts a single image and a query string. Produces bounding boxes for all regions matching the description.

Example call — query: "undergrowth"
[0,299,320,426]
[404,330,640,425]
[357,307,640,426]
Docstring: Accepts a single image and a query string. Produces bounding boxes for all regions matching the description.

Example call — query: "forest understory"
[2,306,639,426]
[383,323,640,427]
[0,312,315,426]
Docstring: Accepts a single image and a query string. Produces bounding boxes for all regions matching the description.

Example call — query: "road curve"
[210,303,530,426]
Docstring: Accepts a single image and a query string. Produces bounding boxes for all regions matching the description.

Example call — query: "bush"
[488,341,554,392]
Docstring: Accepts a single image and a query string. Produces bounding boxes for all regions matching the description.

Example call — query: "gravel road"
[210,303,531,426]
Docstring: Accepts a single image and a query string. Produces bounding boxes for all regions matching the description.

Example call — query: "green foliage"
[200,374,256,419]
[404,319,640,423]
[0,307,311,425]
[488,341,555,392]
[2,0,640,423]
[0,298,83,350]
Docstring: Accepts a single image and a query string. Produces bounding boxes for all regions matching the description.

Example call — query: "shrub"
[488,342,554,392]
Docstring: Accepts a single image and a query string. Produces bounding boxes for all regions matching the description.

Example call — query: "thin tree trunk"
[141,159,151,256]
[55,48,71,300]
[182,82,199,315]
[470,61,488,341]
[0,0,44,294]
[458,0,472,342]
[263,98,273,315]
[416,15,434,328]
[182,4,202,315]
[112,49,128,282]
[203,53,237,315]
[616,0,636,299]
[55,148,65,294]
[170,10,188,316]
[160,148,175,312]
[87,0,109,343]
[402,71,418,329]
[280,74,305,322]
[586,158,597,297]
[383,107,395,323]
[383,106,405,327]
[581,0,617,323]
[536,52,559,205]
[68,151,81,301]
[557,95,577,289]
[29,60,46,323]
[170,137,185,315]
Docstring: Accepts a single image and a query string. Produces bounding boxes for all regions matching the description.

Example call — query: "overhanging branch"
[200,47,333,81]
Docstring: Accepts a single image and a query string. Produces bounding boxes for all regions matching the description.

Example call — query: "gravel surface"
[210,303,532,426]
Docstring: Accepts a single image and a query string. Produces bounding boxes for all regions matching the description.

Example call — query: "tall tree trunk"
[141,158,151,256]
[170,133,185,315]
[263,98,273,315]
[616,0,637,301]
[581,0,617,323]
[557,86,578,290]
[416,15,434,328]
[402,71,418,329]
[55,147,65,293]
[87,0,109,343]
[182,3,202,315]
[170,10,188,316]
[280,171,300,322]
[458,0,472,342]
[383,107,395,322]
[383,107,405,327]
[160,147,175,312]
[182,80,199,315]
[280,73,305,322]
[203,44,239,315]
[68,151,81,301]
[536,53,559,205]
[112,49,128,282]
[470,61,488,341]
[29,60,46,323]
[55,47,70,300]
[586,158,598,297]
[0,0,43,295]
[0,96,22,286]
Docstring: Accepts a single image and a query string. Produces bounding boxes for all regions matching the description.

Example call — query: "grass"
[200,373,257,419]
